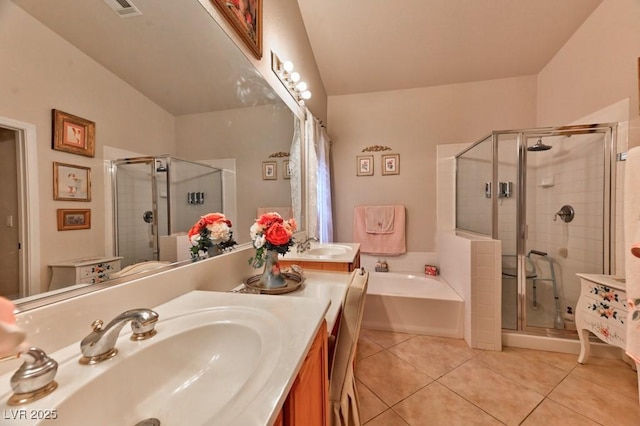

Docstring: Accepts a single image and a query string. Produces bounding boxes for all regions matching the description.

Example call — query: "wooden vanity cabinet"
[275,322,328,426]
[279,250,361,273]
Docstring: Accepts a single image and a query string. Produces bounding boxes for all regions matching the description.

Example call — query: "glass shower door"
[114,160,158,267]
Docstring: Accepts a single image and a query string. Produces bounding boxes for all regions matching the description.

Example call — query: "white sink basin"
[306,245,350,256]
[48,306,282,425]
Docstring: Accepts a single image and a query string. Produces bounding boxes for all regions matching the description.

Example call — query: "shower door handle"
[485,182,491,198]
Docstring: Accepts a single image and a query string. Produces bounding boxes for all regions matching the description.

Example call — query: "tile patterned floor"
[355,329,640,426]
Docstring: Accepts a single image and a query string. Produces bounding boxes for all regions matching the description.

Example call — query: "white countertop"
[576,273,626,291]
[281,242,360,264]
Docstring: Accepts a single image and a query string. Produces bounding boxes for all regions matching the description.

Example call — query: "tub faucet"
[79,308,159,364]
[297,237,319,253]
[2,347,59,406]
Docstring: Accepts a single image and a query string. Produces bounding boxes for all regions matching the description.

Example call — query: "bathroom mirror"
[4,0,304,307]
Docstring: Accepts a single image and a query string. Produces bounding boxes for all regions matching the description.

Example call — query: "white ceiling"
[296,0,603,96]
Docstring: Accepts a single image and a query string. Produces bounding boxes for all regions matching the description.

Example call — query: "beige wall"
[537,0,640,148]
[0,2,175,290]
[328,76,538,251]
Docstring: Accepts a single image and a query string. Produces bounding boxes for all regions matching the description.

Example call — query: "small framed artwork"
[262,161,277,180]
[382,154,400,176]
[212,0,262,59]
[53,162,91,201]
[356,155,374,176]
[52,109,95,157]
[283,160,291,179]
[57,208,91,231]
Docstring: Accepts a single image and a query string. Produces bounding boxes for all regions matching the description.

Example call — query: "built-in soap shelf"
[538,175,555,188]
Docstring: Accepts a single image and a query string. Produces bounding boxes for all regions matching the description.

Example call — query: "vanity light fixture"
[271,52,312,103]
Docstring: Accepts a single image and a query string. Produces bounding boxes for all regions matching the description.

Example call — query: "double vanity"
[0,243,360,425]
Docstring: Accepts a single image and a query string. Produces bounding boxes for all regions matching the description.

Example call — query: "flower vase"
[260,249,286,289]
[207,245,222,258]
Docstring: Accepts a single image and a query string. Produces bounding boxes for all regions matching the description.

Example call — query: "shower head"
[528,138,552,152]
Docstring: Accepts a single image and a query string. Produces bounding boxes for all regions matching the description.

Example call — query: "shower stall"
[456,123,617,336]
[111,156,223,268]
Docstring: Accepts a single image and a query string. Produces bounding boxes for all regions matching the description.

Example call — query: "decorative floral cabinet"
[576,273,627,363]
[49,256,123,291]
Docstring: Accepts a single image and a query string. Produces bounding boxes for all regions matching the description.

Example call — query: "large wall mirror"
[1,0,304,308]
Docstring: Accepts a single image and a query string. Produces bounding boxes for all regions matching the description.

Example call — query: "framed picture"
[356,155,374,176]
[283,160,291,179]
[57,209,91,231]
[52,109,95,157]
[212,0,262,59]
[262,161,277,180]
[53,162,91,201]
[382,154,400,176]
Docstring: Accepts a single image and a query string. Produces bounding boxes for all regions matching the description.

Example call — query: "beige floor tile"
[360,328,416,348]
[570,359,638,401]
[475,347,569,395]
[390,335,481,379]
[356,379,388,423]
[439,359,544,425]
[549,375,640,426]
[355,351,432,406]
[508,346,579,372]
[357,335,385,360]
[393,382,503,426]
[521,399,601,426]
[364,409,410,426]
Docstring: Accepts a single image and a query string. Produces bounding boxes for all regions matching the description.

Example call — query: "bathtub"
[362,272,464,338]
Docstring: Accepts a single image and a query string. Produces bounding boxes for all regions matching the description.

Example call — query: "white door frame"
[0,116,40,297]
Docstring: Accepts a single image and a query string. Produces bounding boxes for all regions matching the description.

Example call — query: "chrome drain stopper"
[134,419,160,426]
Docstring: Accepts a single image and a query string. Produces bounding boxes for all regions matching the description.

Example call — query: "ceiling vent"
[104,0,142,18]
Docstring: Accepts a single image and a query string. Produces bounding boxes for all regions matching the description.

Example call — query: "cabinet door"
[283,323,328,426]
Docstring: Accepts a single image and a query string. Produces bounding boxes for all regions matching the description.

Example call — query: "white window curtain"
[305,109,333,242]
[289,115,303,228]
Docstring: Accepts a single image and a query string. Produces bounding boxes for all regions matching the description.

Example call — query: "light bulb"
[301,90,312,100]
[296,82,307,92]
[290,72,300,83]
[283,61,294,72]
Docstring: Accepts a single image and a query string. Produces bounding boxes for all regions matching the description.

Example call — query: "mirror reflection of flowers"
[188,213,236,259]
[249,212,297,268]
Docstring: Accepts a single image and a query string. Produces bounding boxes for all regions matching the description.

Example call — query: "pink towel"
[354,205,406,255]
[365,206,394,234]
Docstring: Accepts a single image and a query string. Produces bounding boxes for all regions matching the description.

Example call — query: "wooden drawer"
[584,281,627,310]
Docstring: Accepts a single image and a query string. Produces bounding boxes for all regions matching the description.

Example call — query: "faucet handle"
[90,319,104,332]
[129,310,159,341]
[9,347,58,406]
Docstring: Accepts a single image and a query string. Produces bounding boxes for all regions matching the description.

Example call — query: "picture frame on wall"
[356,155,374,176]
[283,160,291,179]
[262,161,277,180]
[57,208,91,231]
[52,109,95,157]
[382,154,400,176]
[53,162,91,201]
[211,0,262,59]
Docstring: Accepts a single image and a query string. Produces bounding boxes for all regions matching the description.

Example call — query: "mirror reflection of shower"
[112,156,223,268]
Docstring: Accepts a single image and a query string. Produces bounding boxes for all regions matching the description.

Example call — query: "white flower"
[208,222,231,243]
[190,234,201,246]
[250,222,263,240]
[253,234,266,249]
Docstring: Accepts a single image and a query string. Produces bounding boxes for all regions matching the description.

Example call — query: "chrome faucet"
[297,237,319,253]
[3,347,59,405]
[79,308,159,365]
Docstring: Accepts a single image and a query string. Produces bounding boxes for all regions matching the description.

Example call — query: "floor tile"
[356,379,387,423]
[355,351,432,406]
[389,335,481,379]
[393,382,503,426]
[570,359,638,401]
[359,328,416,349]
[549,374,640,426]
[357,335,385,360]
[508,346,579,372]
[474,347,569,395]
[364,409,410,426]
[521,399,601,426]
[439,359,544,425]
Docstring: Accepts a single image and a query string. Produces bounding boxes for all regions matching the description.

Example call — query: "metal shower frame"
[456,122,618,335]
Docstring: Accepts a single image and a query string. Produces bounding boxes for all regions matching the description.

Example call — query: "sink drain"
[134,419,160,426]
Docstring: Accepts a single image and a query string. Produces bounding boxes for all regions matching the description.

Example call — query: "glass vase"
[259,249,286,289]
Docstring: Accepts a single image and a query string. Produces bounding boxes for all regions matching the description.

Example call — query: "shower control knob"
[554,205,574,223]
[142,211,154,224]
